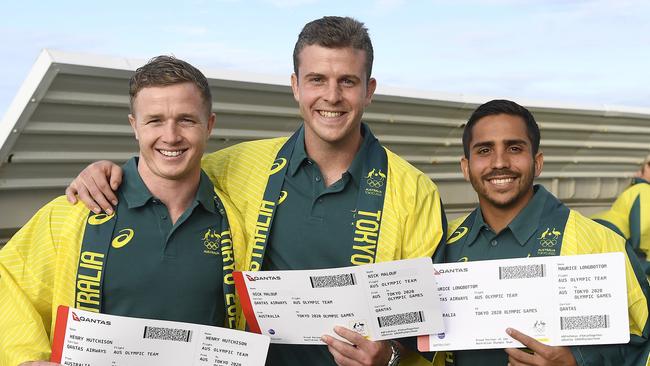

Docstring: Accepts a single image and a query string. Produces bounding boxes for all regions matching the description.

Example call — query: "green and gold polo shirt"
[102,157,228,326]
[263,127,384,366]
[442,185,570,366]
[262,126,369,271]
[438,185,650,366]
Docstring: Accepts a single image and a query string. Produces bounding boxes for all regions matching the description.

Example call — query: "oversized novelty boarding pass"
[418,252,629,351]
[51,306,270,366]
[234,257,444,344]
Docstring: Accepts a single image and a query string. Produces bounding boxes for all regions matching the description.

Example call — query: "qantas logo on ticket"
[433,267,468,275]
[245,274,281,281]
[71,311,111,326]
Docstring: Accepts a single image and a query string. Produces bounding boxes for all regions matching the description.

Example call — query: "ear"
[206,112,216,140]
[460,156,470,182]
[128,114,138,140]
[533,150,544,177]
[290,73,300,103]
[364,77,377,106]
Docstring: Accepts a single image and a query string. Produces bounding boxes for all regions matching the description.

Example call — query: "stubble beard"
[469,166,535,210]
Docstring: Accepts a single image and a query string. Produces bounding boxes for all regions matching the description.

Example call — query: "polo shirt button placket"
[490,239,498,247]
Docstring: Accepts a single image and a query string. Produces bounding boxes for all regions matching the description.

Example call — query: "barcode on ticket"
[310,273,357,288]
[498,264,546,280]
[143,326,192,342]
[560,315,610,330]
[377,311,425,328]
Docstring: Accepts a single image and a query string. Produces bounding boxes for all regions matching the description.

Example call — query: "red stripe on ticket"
[50,305,70,363]
[233,271,262,334]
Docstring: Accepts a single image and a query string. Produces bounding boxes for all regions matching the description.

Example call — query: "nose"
[491,148,510,169]
[324,82,342,104]
[161,121,182,144]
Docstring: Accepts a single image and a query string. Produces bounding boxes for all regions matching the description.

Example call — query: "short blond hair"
[129,55,212,116]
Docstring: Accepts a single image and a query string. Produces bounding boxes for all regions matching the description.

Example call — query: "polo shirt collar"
[633,177,650,185]
[122,157,153,209]
[195,172,218,214]
[347,123,373,183]
[507,184,547,246]
[465,207,488,246]
[288,127,309,177]
[121,157,216,214]
[287,123,373,182]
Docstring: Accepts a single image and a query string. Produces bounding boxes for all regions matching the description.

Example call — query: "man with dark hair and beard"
[434,99,650,366]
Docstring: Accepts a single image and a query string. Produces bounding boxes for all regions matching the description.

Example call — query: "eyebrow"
[140,112,201,120]
[302,72,361,81]
[303,72,324,79]
[141,113,163,120]
[471,139,529,149]
[177,113,200,119]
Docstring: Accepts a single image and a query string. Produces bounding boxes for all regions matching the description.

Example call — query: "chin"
[488,194,524,209]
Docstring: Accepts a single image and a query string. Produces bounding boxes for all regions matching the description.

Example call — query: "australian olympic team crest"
[364,168,386,196]
[202,228,222,255]
[536,227,561,256]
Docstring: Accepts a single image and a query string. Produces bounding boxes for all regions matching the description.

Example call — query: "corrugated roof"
[2,49,649,243]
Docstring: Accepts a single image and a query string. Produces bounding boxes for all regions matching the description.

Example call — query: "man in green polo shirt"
[64,16,445,366]
[435,99,650,366]
[593,154,650,276]
[0,56,243,365]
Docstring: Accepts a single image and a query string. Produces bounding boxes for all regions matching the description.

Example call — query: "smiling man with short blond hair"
[0,56,244,365]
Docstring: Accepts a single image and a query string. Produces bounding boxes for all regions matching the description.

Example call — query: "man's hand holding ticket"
[234,257,444,344]
[419,252,629,352]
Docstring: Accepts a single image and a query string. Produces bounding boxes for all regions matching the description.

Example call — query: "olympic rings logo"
[366,178,384,188]
[204,241,220,251]
[539,239,557,247]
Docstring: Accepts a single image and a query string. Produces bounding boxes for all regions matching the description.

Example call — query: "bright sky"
[1,0,649,119]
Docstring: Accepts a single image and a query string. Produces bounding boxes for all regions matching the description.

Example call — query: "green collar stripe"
[76,212,116,313]
[251,124,389,271]
[248,128,300,271]
[350,133,388,266]
[212,191,237,328]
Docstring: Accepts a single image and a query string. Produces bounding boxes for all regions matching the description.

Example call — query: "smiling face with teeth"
[128,82,215,186]
[291,45,376,152]
[461,113,543,218]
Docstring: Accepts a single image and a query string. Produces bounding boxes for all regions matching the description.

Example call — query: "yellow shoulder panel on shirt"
[379,148,445,262]
[447,214,471,243]
[561,210,647,338]
[0,196,90,365]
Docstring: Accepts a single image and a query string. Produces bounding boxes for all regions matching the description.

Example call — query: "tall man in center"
[67,17,446,366]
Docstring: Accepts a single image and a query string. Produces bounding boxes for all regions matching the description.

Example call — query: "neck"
[138,166,200,225]
[304,129,363,187]
[479,189,534,233]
